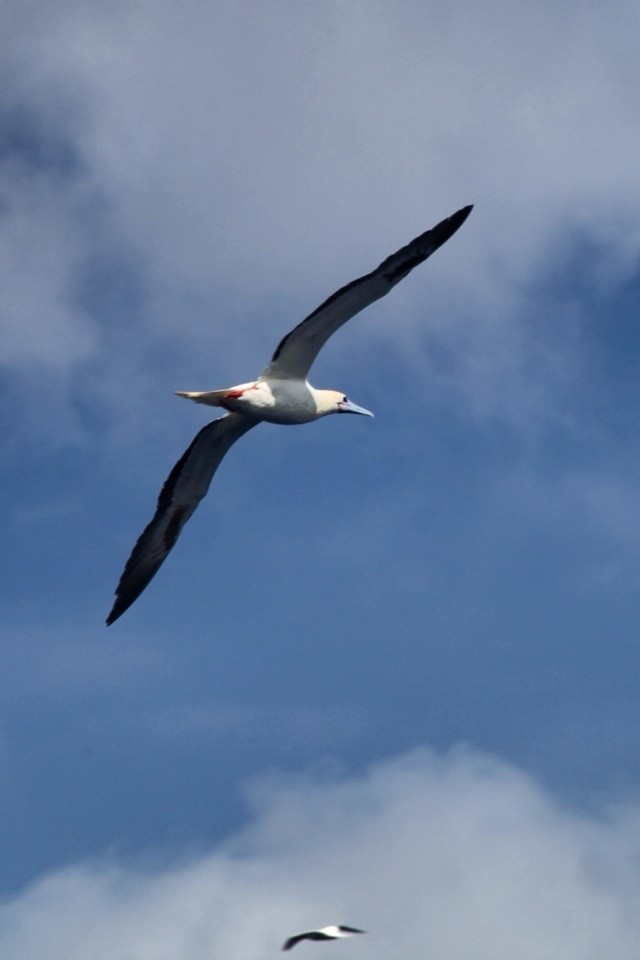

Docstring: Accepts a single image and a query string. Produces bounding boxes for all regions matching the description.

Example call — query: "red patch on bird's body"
[226,384,259,400]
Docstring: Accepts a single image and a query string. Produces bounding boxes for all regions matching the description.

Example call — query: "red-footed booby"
[106,204,473,624]
[282,926,366,951]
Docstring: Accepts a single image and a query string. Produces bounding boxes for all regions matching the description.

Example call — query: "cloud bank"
[2,747,640,960]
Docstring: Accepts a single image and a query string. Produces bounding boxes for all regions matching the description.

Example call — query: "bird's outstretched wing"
[282,934,313,951]
[106,413,257,624]
[261,205,473,381]
[282,927,365,951]
[282,933,334,951]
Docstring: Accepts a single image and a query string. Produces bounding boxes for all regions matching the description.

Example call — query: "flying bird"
[106,204,473,624]
[282,926,366,951]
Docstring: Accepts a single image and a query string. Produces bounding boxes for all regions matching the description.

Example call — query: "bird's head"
[314,389,374,419]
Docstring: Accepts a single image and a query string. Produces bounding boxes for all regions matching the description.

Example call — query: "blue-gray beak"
[338,399,374,417]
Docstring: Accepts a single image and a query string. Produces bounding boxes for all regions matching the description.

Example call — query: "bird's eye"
[342,395,348,403]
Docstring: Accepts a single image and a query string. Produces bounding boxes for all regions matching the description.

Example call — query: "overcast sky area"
[2,0,640,956]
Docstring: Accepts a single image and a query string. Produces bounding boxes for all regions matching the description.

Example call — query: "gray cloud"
[0,105,95,369]
[1,0,639,439]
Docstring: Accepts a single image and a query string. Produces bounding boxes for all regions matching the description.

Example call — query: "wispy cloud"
[0,625,168,699]
[140,701,368,752]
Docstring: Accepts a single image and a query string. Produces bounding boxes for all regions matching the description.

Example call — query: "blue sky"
[2,0,640,956]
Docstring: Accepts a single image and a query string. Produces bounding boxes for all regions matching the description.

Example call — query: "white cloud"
[2,746,640,959]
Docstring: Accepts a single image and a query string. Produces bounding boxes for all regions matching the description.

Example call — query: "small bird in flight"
[282,925,366,951]
[106,204,473,624]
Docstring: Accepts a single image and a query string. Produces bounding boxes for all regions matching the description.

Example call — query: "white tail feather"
[174,390,228,407]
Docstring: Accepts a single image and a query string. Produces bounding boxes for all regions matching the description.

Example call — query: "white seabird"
[106,204,473,624]
[282,926,366,951]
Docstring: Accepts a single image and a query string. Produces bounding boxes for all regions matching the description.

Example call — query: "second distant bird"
[107,204,473,624]
[282,925,366,951]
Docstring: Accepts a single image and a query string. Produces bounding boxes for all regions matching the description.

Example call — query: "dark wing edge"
[282,935,307,951]
[106,413,257,625]
[282,933,332,951]
[262,204,473,380]
[282,927,364,951]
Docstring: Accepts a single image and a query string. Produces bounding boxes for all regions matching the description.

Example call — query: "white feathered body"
[175,379,339,424]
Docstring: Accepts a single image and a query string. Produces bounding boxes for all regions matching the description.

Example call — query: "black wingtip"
[105,596,127,626]
[453,203,474,225]
[432,202,474,248]
[105,607,118,627]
